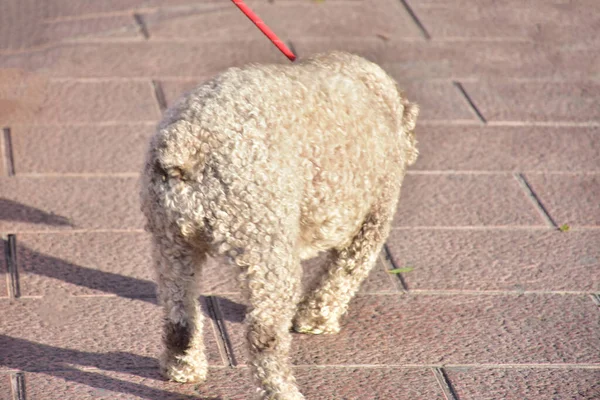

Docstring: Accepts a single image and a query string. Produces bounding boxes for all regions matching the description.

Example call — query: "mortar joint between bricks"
[399,0,431,40]
[133,13,150,39]
[453,81,487,124]
[11,371,26,400]
[2,127,16,176]
[432,367,458,400]
[4,234,20,299]
[514,173,558,229]
[205,295,238,367]
[382,243,409,292]
[152,80,168,113]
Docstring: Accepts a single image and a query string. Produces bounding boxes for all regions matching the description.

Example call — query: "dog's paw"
[292,323,340,335]
[161,349,208,383]
[292,301,344,335]
[292,314,340,335]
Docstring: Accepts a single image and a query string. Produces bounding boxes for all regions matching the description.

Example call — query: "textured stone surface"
[11,125,154,174]
[0,177,144,232]
[462,81,600,123]
[0,79,159,125]
[0,374,11,400]
[524,173,600,227]
[17,232,156,298]
[295,367,444,400]
[3,40,598,81]
[13,231,241,296]
[406,0,600,44]
[0,41,287,78]
[35,15,141,48]
[445,368,600,400]
[393,174,544,227]
[221,294,600,366]
[143,0,422,40]
[20,367,447,400]
[388,81,477,122]
[23,369,203,400]
[0,297,223,372]
[292,39,600,81]
[413,126,600,172]
[387,229,600,292]
[15,233,397,299]
[160,79,208,106]
[1,0,210,26]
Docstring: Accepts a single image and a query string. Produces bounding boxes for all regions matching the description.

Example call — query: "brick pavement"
[1,0,599,399]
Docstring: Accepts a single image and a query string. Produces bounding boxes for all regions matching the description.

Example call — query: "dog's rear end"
[140,51,418,399]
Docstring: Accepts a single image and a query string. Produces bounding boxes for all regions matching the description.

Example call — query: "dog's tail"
[150,120,208,182]
[140,120,210,238]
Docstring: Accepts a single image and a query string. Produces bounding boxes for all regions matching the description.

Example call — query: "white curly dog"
[140,51,419,399]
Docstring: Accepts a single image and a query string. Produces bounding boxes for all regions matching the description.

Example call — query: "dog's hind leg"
[228,201,304,399]
[151,233,209,383]
[293,192,398,335]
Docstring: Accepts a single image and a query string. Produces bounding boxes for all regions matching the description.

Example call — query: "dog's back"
[145,52,416,247]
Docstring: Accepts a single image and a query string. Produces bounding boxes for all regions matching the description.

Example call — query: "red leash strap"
[231,0,296,61]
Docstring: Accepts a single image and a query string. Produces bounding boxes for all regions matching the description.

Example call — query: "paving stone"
[0,177,144,232]
[386,229,600,292]
[406,0,600,44]
[143,0,422,41]
[392,174,544,227]
[13,232,240,297]
[413,126,600,172]
[15,232,396,301]
[445,368,600,400]
[0,0,190,52]
[292,39,600,81]
[20,367,444,400]
[0,297,223,372]
[0,0,45,52]
[17,232,156,298]
[461,81,600,123]
[160,79,477,122]
[294,367,444,400]
[41,0,209,19]
[524,173,600,227]
[160,80,205,106]
[0,374,11,400]
[220,293,600,366]
[41,15,141,43]
[3,39,597,81]
[11,124,154,174]
[23,369,202,400]
[0,78,160,125]
[401,81,477,122]
[0,41,287,79]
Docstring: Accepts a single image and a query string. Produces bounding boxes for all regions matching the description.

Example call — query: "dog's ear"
[401,100,419,133]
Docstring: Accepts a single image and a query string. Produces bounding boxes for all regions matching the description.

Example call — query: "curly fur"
[140,51,419,399]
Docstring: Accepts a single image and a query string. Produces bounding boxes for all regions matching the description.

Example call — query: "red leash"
[231,0,296,61]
